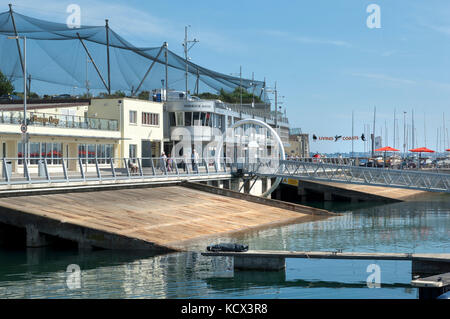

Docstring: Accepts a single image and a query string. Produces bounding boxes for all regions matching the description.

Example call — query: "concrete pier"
[202,250,450,275]
[234,256,286,271]
[295,180,435,203]
[411,272,450,299]
[0,184,334,251]
[26,224,48,248]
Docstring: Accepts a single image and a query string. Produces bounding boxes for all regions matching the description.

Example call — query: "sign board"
[375,136,382,149]
[20,123,27,133]
[21,133,29,143]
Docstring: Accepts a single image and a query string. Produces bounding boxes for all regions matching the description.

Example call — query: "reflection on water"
[0,198,449,298]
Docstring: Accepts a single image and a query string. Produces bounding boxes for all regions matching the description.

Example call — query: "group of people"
[128,149,201,174]
[161,150,200,173]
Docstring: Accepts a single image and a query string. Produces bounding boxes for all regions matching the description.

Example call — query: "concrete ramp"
[0,185,333,251]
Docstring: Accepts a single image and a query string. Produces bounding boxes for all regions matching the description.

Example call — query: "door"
[141,140,152,167]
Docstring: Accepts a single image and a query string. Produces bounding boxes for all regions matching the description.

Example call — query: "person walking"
[192,149,199,173]
[167,153,173,172]
[183,153,188,172]
[161,152,167,173]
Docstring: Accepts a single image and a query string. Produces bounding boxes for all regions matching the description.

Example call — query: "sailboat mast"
[411,109,415,149]
[424,112,426,148]
[372,107,376,157]
[351,110,354,158]
[393,109,396,149]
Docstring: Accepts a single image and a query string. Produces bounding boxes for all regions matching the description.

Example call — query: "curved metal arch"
[216,118,285,197]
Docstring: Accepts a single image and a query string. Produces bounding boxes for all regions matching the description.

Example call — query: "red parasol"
[409,147,435,168]
[409,147,435,153]
[313,154,321,158]
[374,146,399,168]
[374,146,399,152]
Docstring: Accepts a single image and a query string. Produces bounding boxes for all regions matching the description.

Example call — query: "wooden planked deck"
[0,186,330,250]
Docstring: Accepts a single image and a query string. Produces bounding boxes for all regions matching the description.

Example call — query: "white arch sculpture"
[215,118,286,197]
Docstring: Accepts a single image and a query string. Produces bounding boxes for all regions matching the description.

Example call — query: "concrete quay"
[0,183,335,252]
[287,179,440,203]
[202,250,450,276]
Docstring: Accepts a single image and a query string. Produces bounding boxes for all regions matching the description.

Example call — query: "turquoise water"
[0,197,449,298]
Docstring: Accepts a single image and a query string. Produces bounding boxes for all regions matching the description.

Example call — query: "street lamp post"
[8,35,27,171]
[183,26,199,100]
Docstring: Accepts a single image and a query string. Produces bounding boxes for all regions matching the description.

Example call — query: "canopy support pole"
[259,78,265,100]
[133,44,165,96]
[105,19,111,95]
[164,42,168,101]
[195,69,199,96]
[8,4,29,93]
[77,33,109,92]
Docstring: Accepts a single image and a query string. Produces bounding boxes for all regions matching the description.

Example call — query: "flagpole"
[352,110,354,159]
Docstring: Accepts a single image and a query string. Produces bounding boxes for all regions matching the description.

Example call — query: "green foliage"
[0,71,14,96]
[197,92,220,100]
[97,90,127,98]
[137,91,150,100]
[29,92,39,99]
[78,92,92,99]
[14,91,39,99]
[197,88,262,104]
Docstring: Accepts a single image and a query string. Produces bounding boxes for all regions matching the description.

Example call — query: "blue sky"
[3,0,450,154]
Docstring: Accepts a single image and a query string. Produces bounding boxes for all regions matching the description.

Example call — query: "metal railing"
[0,157,232,186]
[215,103,289,124]
[243,158,450,193]
[285,157,450,171]
[0,110,119,131]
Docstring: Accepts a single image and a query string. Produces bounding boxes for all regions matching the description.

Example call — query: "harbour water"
[0,197,449,299]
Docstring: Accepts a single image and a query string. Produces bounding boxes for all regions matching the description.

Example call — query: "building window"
[129,144,137,159]
[142,112,159,126]
[18,142,62,165]
[78,144,114,164]
[175,112,184,126]
[169,112,176,126]
[129,110,137,124]
[185,112,192,126]
[193,112,201,126]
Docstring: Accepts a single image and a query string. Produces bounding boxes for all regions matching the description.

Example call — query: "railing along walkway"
[0,157,232,187]
[247,159,450,193]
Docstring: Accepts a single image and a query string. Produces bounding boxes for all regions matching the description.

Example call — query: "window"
[129,110,137,124]
[185,112,192,126]
[129,144,137,159]
[193,112,201,126]
[200,112,207,126]
[87,144,96,164]
[169,112,176,126]
[175,112,184,126]
[142,112,160,126]
[18,142,62,165]
[78,144,114,164]
[152,113,159,126]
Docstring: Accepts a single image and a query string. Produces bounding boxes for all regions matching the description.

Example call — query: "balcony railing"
[215,103,289,124]
[0,110,119,131]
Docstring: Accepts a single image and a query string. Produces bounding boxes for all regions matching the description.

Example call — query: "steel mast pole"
[352,110,354,158]
[164,42,168,101]
[240,65,242,108]
[403,111,407,157]
[105,19,111,95]
[23,36,27,168]
[185,26,188,100]
[274,82,278,131]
